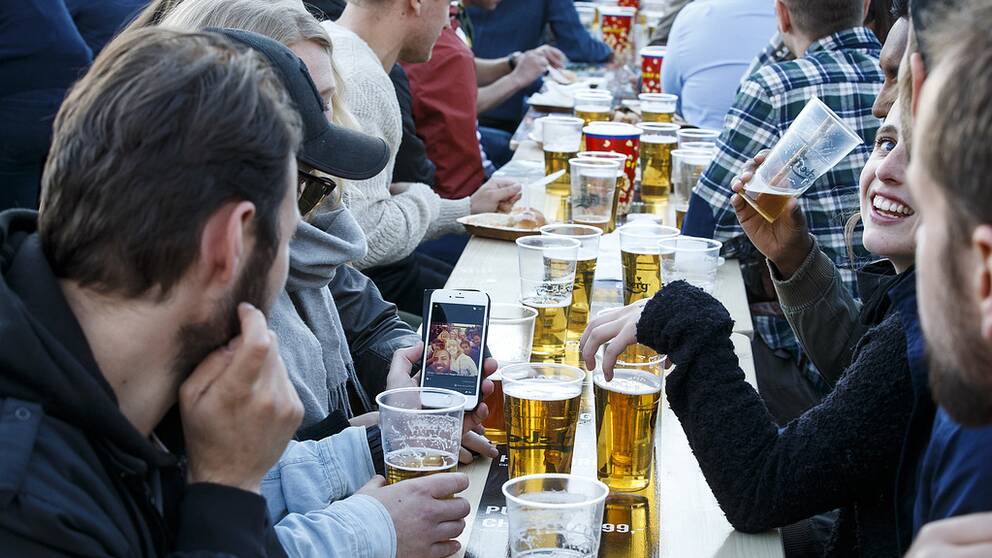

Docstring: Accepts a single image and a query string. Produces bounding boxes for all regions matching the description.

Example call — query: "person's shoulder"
[0,402,127,554]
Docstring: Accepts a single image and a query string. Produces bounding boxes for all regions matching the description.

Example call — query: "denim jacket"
[263,427,397,558]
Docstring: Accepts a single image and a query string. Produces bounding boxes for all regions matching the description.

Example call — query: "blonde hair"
[132,0,359,134]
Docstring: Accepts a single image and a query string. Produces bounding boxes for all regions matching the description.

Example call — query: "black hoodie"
[0,210,286,557]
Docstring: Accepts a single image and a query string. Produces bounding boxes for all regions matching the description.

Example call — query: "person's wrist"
[507,51,521,71]
[771,235,814,280]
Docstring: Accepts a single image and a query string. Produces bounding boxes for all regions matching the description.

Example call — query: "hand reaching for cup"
[579,301,648,380]
[729,149,813,279]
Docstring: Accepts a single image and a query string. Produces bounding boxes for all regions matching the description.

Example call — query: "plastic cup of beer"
[573,90,613,126]
[619,223,680,305]
[539,115,585,221]
[503,473,609,558]
[658,236,722,293]
[568,157,620,231]
[676,127,720,148]
[671,147,716,206]
[638,93,677,123]
[637,122,680,208]
[376,387,465,485]
[594,357,663,492]
[541,224,603,344]
[578,150,631,232]
[516,236,581,363]
[743,96,863,222]
[502,364,585,478]
[483,304,539,445]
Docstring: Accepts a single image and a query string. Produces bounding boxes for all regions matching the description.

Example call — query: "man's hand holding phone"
[390,343,498,462]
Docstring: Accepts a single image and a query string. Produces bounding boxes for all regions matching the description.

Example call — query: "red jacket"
[402,23,485,199]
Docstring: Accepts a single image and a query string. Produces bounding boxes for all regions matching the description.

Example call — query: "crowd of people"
[0,0,990,557]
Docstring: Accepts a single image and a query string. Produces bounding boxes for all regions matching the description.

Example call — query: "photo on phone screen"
[423,302,485,396]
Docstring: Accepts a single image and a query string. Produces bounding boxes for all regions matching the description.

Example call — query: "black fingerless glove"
[635,281,735,366]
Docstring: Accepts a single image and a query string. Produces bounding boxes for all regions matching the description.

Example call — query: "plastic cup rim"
[500,362,585,388]
[573,89,613,100]
[638,93,678,103]
[568,157,622,170]
[577,150,627,161]
[640,46,667,57]
[490,302,539,324]
[619,222,681,240]
[636,122,680,133]
[659,236,723,252]
[516,235,582,251]
[540,223,604,239]
[501,473,610,509]
[375,387,467,414]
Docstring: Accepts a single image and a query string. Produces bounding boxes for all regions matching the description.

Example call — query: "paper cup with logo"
[599,6,636,60]
[640,46,666,94]
[582,122,642,220]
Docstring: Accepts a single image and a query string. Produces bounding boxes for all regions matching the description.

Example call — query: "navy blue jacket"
[468,0,611,127]
[0,0,144,210]
[0,210,286,557]
[914,408,992,534]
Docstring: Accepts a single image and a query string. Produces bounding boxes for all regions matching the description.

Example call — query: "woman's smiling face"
[859,103,917,270]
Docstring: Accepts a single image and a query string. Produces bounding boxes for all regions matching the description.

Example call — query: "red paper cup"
[583,123,643,214]
[599,7,636,58]
[640,46,666,94]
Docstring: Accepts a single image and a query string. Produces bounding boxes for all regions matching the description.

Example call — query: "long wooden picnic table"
[445,213,780,556]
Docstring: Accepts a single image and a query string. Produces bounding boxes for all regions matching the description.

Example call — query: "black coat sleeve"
[389,64,436,186]
[636,281,913,532]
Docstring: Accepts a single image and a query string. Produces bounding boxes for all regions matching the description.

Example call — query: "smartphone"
[420,289,490,410]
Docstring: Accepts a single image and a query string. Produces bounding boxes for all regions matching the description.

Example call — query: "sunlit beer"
[376,387,465,487]
[675,205,687,229]
[540,116,584,221]
[385,448,458,484]
[569,258,597,338]
[482,371,507,444]
[621,250,661,306]
[600,493,653,557]
[502,364,585,478]
[619,224,679,305]
[574,90,613,127]
[517,236,579,364]
[741,183,797,223]
[639,93,677,123]
[570,157,620,232]
[594,370,662,491]
[578,151,629,233]
[637,123,679,209]
[523,298,571,363]
[544,149,579,197]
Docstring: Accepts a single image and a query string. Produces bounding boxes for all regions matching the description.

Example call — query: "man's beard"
[172,245,275,379]
[925,253,992,426]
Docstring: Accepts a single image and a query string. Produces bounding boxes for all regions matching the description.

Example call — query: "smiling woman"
[854,103,917,273]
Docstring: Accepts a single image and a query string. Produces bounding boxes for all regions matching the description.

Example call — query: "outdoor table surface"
[450,331,783,558]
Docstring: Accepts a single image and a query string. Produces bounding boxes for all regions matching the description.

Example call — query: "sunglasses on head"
[297,167,338,217]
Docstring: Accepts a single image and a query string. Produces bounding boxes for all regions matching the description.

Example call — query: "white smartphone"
[420,289,490,410]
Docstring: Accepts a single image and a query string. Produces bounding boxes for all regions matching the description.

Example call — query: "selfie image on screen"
[424,303,484,395]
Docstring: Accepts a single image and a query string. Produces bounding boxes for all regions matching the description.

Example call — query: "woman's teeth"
[872,194,915,216]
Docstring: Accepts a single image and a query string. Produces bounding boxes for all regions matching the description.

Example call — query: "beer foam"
[504,377,583,401]
[593,370,662,395]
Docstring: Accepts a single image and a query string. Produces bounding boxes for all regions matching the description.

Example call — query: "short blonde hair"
[136,0,360,133]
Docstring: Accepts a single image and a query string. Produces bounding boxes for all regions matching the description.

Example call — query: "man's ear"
[408,0,423,16]
[198,200,257,291]
[973,225,992,341]
[910,51,927,118]
[775,0,791,35]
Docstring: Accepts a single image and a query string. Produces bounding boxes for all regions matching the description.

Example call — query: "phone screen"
[423,302,486,397]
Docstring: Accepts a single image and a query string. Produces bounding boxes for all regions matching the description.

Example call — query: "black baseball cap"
[211,28,389,181]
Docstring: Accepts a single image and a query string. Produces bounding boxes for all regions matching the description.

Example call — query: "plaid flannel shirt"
[690,27,883,381]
